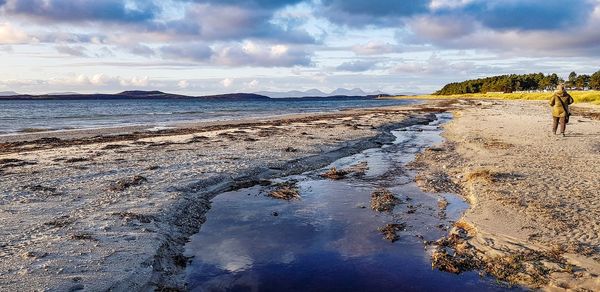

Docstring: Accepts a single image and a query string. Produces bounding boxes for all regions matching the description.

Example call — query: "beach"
[1,99,599,291]
[412,100,600,290]
[0,101,445,291]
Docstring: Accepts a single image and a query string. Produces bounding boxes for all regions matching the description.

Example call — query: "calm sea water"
[0,98,417,134]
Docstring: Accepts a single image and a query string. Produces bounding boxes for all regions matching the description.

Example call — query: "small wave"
[17,127,54,133]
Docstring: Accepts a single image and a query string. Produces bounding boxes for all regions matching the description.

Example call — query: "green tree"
[575,74,591,89]
[539,76,551,91]
[548,73,560,88]
[590,70,600,90]
[567,71,578,89]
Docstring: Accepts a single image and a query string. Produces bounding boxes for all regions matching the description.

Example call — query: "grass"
[389,90,600,105]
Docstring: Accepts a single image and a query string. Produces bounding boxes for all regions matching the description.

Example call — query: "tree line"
[435,71,600,95]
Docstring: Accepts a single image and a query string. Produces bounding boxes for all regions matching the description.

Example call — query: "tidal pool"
[184,114,518,291]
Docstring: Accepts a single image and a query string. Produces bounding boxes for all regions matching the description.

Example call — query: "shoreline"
[411,100,600,290]
[0,101,445,291]
[3,99,597,290]
[0,99,421,139]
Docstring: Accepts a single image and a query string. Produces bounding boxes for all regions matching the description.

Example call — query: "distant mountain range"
[255,88,388,98]
[0,91,271,101]
[0,89,391,101]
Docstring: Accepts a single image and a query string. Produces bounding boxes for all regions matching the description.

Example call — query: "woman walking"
[549,84,574,136]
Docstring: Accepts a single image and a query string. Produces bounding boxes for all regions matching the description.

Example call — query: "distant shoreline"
[0,90,390,101]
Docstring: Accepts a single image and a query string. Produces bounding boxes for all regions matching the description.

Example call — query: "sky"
[1,0,599,95]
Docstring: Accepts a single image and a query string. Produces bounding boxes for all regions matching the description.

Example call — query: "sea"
[0,98,418,135]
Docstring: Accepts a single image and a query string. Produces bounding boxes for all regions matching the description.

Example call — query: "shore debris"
[379,223,406,242]
[232,179,271,191]
[101,144,129,150]
[321,161,369,180]
[114,212,155,223]
[268,181,300,200]
[431,221,573,288]
[284,147,298,152]
[44,215,76,228]
[64,157,92,163]
[321,167,349,180]
[465,169,495,184]
[0,158,37,170]
[109,175,148,192]
[70,233,96,241]
[25,184,63,197]
[370,188,401,212]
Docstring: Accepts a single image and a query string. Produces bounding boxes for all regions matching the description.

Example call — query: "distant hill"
[198,93,271,101]
[256,88,387,98]
[47,92,80,96]
[0,91,19,96]
[0,91,271,101]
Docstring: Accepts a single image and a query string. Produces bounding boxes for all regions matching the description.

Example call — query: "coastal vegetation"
[405,90,600,105]
[434,71,600,95]
[391,71,600,104]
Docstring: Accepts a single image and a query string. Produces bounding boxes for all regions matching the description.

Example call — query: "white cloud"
[119,76,149,87]
[0,22,35,44]
[246,79,259,89]
[212,41,312,67]
[177,80,190,89]
[47,74,150,88]
[352,41,398,55]
[429,0,474,10]
[220,78,234,87]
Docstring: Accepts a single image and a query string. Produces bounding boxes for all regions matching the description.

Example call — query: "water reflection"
[185,114,517,291]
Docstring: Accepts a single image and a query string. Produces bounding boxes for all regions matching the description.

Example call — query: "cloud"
[212,41,312,67]
[0,22,35,44]
[160,43,213,61]
[336,60,378,72]
[409,15,475,40]
[352,41,399,55]
[318,0,430,27]
[184,0,304,9]
[404,9,600,57]
[119,76,149,87]
[2,0,159,23]
[457,0,595,31]
[177,80,189,89]
[127,44,156,56]
[146,3,315,44]
[47,74,150,87]
[220,78,234,87]
[56,45,89,57]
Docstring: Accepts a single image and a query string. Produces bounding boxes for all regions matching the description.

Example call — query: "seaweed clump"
[379,223,406,242]
[268,181,300,200]
[431,222,573,288]
[321,167,349,180]
[370,188,401,212]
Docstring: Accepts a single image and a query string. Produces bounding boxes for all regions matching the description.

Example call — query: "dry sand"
[0,103,445,291]
[412,100,600,290]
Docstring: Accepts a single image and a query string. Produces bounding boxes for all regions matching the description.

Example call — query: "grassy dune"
[393,90,600,105]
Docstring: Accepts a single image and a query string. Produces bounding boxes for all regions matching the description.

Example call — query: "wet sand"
[412,100,600,290]
[0,101,446,291]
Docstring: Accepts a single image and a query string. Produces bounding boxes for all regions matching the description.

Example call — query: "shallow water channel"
[184,113,515,291]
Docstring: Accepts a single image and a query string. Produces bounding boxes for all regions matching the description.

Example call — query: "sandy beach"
[1,99,599,291]
[412,100,600,290]
[0,102,445,291]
